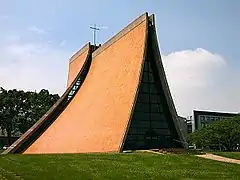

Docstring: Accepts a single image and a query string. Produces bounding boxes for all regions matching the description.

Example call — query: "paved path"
[137,150,166,155]
[196,153,240,164]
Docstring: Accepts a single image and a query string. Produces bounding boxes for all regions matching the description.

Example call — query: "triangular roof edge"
[119,14,188,151]
[148,15,188,148]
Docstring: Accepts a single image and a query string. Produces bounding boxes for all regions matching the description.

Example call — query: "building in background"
[193,110,238,131]
[186,117,193,134]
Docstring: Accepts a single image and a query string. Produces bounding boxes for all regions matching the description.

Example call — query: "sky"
[0,0,240,117]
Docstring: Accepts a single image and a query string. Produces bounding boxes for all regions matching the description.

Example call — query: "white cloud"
[0,15,10,20]
[100,26,108,29]
[28,26,46,34]
[59,40,66,46]
[90,24,108,29]
[162,48,240,116]
[0,36,71,95]
[1,32,239,117]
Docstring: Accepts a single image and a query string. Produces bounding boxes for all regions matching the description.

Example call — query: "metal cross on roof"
[90,24,100,46]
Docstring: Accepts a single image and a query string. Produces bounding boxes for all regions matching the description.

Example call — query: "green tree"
[190,116,240,151]
[0,88,22,144]
[0,87,60,145]
[16,89,59,133]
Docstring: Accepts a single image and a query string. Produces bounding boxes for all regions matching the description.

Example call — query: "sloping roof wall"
[67,43,90,87]
[23,14,148,154]
[2,43,92,154]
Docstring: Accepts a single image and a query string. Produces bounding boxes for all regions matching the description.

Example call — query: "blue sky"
[1,1,239,61]
[0,0,239,116]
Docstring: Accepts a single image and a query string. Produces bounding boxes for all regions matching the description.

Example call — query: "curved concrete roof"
[2,43,92,154]
[67,43,90,87]
[24,13,148,154]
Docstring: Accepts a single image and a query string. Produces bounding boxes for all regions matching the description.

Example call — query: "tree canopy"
[190,115,240,151]
[0,87,60,145]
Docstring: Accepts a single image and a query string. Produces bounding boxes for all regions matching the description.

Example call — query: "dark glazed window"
[142,72,148,83]
[140,83,148,93]
[135,102,149,112]
[151,103,162,113]
[123,34,182,150]
[132,112,149,121]
[149,84,158,94]
[138,94,149,103]
[149,73,155,83]
[150,94,160,103]
[144,61,149,71]
[150,113,162,121]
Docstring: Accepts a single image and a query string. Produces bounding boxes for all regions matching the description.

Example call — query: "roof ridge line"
[92,12,148,58]
[69,42,91,63]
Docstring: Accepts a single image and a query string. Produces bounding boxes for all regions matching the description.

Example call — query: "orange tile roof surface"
[66,45,90,87]
[24,17,147,154]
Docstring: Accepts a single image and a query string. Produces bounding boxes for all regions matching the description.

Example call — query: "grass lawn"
[213,152,240,160]
[0,152,239,180]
